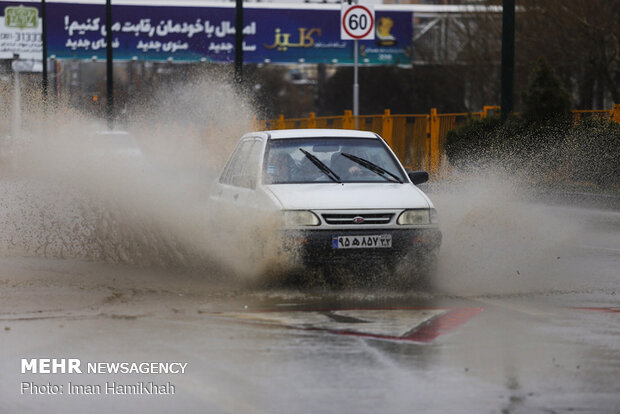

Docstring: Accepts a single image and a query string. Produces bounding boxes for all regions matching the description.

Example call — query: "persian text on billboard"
[0,2,413,65]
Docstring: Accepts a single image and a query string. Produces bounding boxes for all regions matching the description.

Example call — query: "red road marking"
[221,307,484,343]
[402,307,484,342]
[323,307,484,343]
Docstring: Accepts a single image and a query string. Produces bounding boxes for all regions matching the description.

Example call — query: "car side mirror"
[407,171,429,185]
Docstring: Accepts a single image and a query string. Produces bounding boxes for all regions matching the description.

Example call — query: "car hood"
[265,183,432,210]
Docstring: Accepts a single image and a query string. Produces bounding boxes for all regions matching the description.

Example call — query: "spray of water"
[0,73,596,295]
[0,70,296,283]
[429,167,585,296]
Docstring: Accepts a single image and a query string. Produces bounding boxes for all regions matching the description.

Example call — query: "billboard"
[0,1,413,65]
[0,1,42,60]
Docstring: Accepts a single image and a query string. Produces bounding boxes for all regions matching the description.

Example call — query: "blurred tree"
[520,57,572,123]
[318,65,466,116]
[440,0,619,111]
[517,0,620,109]
[413,8,503,112]
[409,65,468,113]
[247,65,316,119]
[320,66,413,115]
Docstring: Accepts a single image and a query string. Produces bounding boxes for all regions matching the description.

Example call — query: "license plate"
[332,235,392,249]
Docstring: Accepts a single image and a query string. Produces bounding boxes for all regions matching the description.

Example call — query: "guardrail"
[256,104,620,174]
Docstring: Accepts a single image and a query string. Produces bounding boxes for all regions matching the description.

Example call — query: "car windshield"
[264,137,406,184]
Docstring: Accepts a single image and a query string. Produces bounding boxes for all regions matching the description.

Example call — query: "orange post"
[343,110,354,129]
[277,114,285,130]
[429,108,440,174]
[382,109,393,148]
[252,115,265,131]
[425,115,431,172]
[308,112,317,128]
[613,104,620,123]
[482,105,500,119]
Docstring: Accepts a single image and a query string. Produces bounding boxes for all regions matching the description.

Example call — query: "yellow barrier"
[256,105,619,174]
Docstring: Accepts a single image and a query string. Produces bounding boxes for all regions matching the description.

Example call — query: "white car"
[210,129,441,284]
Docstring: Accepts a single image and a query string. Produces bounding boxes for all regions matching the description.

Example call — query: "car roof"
[257,129,380,140]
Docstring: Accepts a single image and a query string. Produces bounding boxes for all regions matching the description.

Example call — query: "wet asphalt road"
[1,205,619,414]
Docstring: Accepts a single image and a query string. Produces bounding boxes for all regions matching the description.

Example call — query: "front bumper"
[281,227,442,267]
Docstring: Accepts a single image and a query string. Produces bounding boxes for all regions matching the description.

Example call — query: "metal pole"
[234,0,243,83]
[353,38,359,127]
[105,0,114,129]
[51,55,57,102]
[12,68,21,139]
[500,0,515,122]
[41,0,48,101]
[129,56,136,97]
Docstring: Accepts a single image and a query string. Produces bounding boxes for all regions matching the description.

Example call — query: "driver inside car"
[267,152,295,183]
[330,148,369,179]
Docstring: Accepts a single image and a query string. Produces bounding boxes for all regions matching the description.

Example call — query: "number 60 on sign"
[340,3,375,40]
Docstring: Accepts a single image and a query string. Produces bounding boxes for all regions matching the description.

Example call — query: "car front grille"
[321,213,394,225]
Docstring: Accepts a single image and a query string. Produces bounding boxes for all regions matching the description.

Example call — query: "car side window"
[220,138,262,189]
[220,140,252,185]
[243,139,263,181]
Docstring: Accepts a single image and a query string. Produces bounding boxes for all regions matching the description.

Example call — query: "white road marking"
[220,309,446,337]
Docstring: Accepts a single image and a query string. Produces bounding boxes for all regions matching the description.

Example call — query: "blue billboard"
[1,1,413,65]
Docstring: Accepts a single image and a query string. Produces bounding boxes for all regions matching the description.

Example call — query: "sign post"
[341,2,374,123]
[234,0,243,83]
[41,0,47,101]
[105,0,113,129]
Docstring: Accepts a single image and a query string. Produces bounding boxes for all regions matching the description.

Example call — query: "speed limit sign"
[341,3,375,40]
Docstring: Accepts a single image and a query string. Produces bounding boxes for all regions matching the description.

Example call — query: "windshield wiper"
[299,148,341,183]
[341,152,403,183]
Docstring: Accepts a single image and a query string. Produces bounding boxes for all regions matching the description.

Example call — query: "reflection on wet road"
[217,307,483,342]
[1,207,619,413]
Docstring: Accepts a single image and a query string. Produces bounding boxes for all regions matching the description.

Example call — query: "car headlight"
[397,209,433,225]
[283,210,320,226]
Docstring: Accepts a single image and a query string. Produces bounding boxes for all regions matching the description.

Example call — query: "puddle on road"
[217,307,483,342]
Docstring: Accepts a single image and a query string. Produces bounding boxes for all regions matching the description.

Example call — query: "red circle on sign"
[342,5,374,39]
